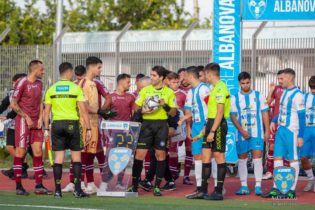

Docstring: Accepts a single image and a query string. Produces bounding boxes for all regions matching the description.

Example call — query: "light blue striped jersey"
[184,82,210,124]
[278,87,305,131]
[231,90,269,140]
[305,92,315,127]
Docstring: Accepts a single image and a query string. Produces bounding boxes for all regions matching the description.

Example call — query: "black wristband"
[44,128,49,131]
[162,104,171,112]
[86,128,91,131]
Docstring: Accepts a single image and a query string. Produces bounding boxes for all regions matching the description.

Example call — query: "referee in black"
[43,62,91,198]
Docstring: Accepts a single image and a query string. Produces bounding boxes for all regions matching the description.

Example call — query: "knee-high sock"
[201,163,211,193]
[194,160,202,187]
[290,161,299,190]
[211,158,217,186]
[169,142,179,179]
[86,153,96,183]
[72,162,82,192]
[146,150,157,182]
[164,156,174,182]
[81,152,87,182]
[144,152,151,178]
[238,158,248,187]
[217,163,227,194]
[273,159,283,188]
[53,163,62,192]
[267,136,275,174]
[132,159,143,189]
[253,158,263,187]
[13,157,23,186]
[184,150,193,177]
[155,160,166,188]
[69,161,74,183]
[33,156,43,185]
[96,151,106,173]
[267,146,274,174]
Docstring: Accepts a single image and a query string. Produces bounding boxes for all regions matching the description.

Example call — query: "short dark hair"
[204,62,220,76]
[186,66,199,79]
[152,66,167,79]
[136,73,145,81]
[86,56,102,67]
[74,65,86,76]
[282,68,295,77]
[238,71,251,81]
[309,76,315,89]
[28,60,43,72]
[177,68,186,74]
[59,62,73,75]
[164,69,172,79]
[166,72,179,80]
[117,73,131,83]
[197,65,204,72]
[12,73,27,82]
[277,69,284,75]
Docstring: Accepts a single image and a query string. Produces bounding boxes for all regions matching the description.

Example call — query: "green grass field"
[0,192,312,210]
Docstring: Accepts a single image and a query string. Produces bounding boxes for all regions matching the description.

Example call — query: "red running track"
[0,170,314,205]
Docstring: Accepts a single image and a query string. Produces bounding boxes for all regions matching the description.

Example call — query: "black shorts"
[6,128,15,147]
[202,118,228,152]
[137,120,168,151]
[51,120,83,151]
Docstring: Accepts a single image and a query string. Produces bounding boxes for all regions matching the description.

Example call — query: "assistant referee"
[43,62,91,198]
[191,63,230,200]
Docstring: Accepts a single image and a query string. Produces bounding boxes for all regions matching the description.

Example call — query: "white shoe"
[62,182,75,192]
[81,181,86,191]
[304,180,315,192]
[115,183,125,191]
[86,182,98,195]
[98,182,108,192]
[262,172,273,180]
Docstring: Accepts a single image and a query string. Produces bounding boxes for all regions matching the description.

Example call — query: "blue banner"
[213,0,241,163]
[243,0,315,20]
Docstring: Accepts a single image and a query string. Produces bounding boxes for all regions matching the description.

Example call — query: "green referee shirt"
[208,80,230,119]
[135,85,177,120]
[45,80,85,121]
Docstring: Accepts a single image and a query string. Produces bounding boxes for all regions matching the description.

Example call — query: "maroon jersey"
[131,90,138,98]
[110,91,135,121]
[175,89,187,109]
[179,85,191,94]
[271,85,284,118]
[94,79,110,108]
[12,77,43,121]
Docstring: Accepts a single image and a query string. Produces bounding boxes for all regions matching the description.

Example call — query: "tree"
[0,0,207,45]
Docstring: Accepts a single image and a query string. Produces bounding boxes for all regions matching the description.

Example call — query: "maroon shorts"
[15,116,43,149]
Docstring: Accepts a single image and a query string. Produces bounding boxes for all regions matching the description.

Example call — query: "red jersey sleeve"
[12,77,26,102]
[130,94,136,111]
[94,79,109,97]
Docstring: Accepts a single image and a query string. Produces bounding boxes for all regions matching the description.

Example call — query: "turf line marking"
[0,204,103,210]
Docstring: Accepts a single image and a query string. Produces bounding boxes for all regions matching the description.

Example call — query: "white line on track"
[0,204,103,210]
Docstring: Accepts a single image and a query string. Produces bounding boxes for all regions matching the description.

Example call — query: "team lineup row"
[0,57,314,201]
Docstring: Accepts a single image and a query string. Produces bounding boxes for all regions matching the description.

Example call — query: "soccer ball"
[143,96,160,113]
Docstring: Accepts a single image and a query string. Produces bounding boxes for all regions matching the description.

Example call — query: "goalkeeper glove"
[97,109,117,120]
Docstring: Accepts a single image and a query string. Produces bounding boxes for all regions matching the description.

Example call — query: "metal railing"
[0,37,314,97]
